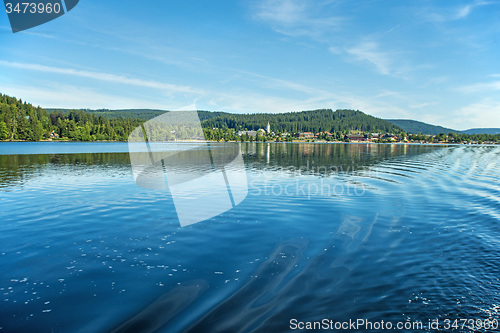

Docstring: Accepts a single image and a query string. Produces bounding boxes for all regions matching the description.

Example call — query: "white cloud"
[375,90,399,98]
[456,4,473,19]
[0,58,389,114]
[345,41,392,76]
[253,1,412,79]
[409,102,438,109]
[0,84,171,110]
[451,99,500,129]
[254,0,308,26]
[237,69,332,96]
[421,76,448,87]
[411,97,500,130]
[423,1,498,22]
[219,70,414,117]
[252,0,343,39]
[328,46,342,55]
[459,80,500,93]
[0,60,202,95]
[209,92,318,114]
[0,72,419,127]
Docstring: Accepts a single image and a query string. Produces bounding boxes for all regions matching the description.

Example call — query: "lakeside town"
[1,93,499,144]
[208,122,500,145]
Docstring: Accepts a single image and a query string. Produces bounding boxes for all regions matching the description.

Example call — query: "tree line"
[1,93,500,143]
[0,93,143,141]
[408,132,499,144]
[0,94,401,142]
[201,109,402,134]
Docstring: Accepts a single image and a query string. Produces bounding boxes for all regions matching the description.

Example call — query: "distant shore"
[1,139,497,145]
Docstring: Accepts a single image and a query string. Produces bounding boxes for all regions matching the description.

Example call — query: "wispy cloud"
[227,70,413,117]
[254,0,308,26]
[423,0,498,22]
[327,46,342,55]
[252,0,344,40]
[459,80,500,93]
[0,83,171,110]
[16,30,59,39]
[456,4,474,19]
[421,76,448,87]
[409,102,437,109]
[451,99,500,129]
[93,42,212,73]
[0,60,202,95]
[345,41,392,76]
[236,69,332,96]
[205,87,409,119]
[375,90,399,98]
[253,0,410,78]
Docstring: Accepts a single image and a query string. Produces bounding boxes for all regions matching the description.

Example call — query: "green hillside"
[1,94,143,141]
[44,107,403,134]
[385,119,457,135]
[386,119,500,135]
[8,92,499,142]
[462,128,500,135]
[203,109,401,134]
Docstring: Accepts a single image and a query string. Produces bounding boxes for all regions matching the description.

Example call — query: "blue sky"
[1,0,500,130]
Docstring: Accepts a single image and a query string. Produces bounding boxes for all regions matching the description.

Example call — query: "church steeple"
[266,121,270,133]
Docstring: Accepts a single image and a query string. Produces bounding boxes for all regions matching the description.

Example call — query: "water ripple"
[1,144,500,332]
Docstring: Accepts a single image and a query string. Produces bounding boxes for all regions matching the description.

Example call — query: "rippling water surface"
[1,142,499,332]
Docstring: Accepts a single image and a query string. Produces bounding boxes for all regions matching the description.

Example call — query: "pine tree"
[0,121,8,140]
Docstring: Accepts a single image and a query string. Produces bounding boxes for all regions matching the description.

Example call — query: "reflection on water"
[0,142,437,189]
[1,142,500,332]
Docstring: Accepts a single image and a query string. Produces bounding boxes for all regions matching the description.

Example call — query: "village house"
[381,133,397,141]
[237,130,257,137]
[298,132,315,138]
[345,134,366,142]
[316,131,333,137]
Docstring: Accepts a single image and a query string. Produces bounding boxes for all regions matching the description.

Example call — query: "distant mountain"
[386,119,500,135]
[385,119,457,135]
[461,128,500,135]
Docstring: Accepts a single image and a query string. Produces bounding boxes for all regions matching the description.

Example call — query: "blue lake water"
[0,142,499,332]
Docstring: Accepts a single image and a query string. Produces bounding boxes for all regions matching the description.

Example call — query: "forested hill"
[386,119,500,135]
[462,128,500,135]
[201,109,401,133]
[385,119,457,135]
[45,108,401,133]
[47,109,401,133]
[1,93,403,141]
[0,93,143,141]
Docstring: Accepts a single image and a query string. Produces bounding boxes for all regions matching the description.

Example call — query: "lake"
[1,142,499,332]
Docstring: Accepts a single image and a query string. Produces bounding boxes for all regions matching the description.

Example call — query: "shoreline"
[1,140,496,146]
